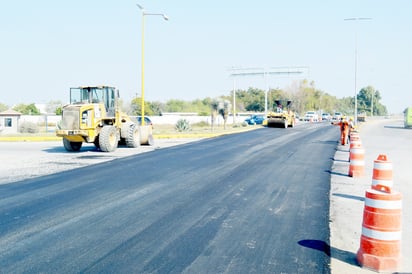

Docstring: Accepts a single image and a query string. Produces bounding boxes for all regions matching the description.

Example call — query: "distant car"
[303,111,319,122]
[321,113,331,121]
[244,115,265,125]
[332,112,342,121]
[136,116,153,128]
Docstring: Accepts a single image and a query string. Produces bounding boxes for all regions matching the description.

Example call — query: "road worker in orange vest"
[332,116,349,145]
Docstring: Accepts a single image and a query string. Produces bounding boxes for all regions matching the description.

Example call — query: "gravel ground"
[0,138,200,185]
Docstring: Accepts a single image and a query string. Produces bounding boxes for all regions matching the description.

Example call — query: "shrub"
[19,121,39,133]
[175,119,192,132]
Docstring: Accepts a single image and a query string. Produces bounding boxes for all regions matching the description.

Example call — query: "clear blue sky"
[1,0,411,113]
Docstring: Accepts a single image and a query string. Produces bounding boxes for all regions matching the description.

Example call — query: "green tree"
[0,103,9,112]
[237,87,266,112]
[336,96,354,116]
[192,98,212,116]
[165,99,187,112]
[357,86,387,116]
[357,86,374,114]
[148,101,164,116]
[46,100,63,115]
[319,93,338,114]
[130,97,154,116]
[371,90,387,116]
[287,80,342,115]
[13,103,40,115]
[55,106,62,115]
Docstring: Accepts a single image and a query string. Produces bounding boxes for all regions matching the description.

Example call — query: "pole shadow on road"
[298,239,358,267]
[335,147,349,152]
[332,193,364,202]
[330,157,349,163]
[327,169,349,177]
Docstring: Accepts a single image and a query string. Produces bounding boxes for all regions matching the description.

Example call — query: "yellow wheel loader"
[56,86,152,152]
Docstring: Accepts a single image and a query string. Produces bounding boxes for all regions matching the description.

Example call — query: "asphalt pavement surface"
[0,123,338,273]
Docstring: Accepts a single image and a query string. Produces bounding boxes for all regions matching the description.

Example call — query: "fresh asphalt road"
[0,122,339,273]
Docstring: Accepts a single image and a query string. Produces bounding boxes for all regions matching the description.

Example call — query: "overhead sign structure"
[228,66,308,121]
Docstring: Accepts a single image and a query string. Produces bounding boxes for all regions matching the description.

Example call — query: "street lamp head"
[136,3,168,20]
[136,3,144,11]
[344,17,373,21]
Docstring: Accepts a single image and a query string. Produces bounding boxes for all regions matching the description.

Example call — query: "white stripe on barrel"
[362,227,402,241]
[365,197,402,210]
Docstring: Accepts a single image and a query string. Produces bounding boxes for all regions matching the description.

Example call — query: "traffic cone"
[349,143,365,177]
[372,154,393,193]
[357,189,402,272]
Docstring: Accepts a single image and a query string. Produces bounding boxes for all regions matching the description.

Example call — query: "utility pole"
[344,17,372,124]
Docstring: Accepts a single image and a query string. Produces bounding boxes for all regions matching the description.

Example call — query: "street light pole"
[137,4,168,125]
[264,71,268,117]
[344,17,372,124]
[232,78,236,124]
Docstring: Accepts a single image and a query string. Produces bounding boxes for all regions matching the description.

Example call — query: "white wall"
[20,115,61,125]
[19,113,251,127]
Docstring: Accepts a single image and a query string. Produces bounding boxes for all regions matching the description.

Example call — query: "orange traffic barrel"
[357,189,402,272]
[372,154,393,193]
[349,143,365,177]
[350,131,360,139]
[349,132,362,149]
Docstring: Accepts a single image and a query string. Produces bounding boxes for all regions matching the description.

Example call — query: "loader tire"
[93,136,100,149]
[126,123,140,148]
[63,138,82,152]
[99,125,118,152]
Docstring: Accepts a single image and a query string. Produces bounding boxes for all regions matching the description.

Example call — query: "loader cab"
[70,86,117,116]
